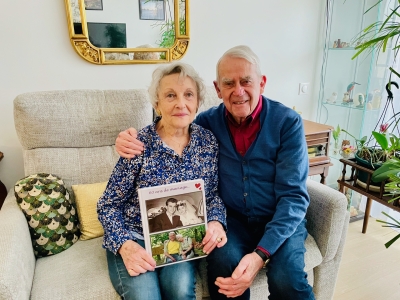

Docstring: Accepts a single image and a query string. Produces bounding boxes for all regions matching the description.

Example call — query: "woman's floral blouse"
[97,119,226,254]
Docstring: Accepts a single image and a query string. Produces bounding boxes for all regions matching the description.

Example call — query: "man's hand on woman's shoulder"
[115,128,145,158]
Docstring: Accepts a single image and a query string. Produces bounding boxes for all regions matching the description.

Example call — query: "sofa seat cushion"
[304,233,323,271]
[31,237,119,300]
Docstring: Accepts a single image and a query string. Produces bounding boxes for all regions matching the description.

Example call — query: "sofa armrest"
[306,179,348,262]
[0,189,35,300]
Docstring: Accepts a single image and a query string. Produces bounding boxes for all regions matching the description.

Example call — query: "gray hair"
[148,62,206,111]
[176,234,183,239]
[216,45,262,81]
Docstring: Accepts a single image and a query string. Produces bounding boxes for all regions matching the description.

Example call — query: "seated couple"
[151,197,203,233]
[98,45,315,300]
[164,232,195,263]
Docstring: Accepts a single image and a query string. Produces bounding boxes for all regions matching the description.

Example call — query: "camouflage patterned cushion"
[14,173,80,258]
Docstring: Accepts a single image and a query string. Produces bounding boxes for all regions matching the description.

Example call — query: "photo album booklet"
[138,179,207,267]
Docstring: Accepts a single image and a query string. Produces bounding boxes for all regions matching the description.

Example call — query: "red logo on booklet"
[195,183,201,190]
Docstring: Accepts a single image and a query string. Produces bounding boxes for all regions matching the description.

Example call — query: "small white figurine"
[326,92,338,103]
[371,90,381,109]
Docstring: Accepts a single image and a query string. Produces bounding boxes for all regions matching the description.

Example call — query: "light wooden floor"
[333,217,400,300]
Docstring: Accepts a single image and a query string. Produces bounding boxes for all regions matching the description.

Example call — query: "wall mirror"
[64,0,190,64]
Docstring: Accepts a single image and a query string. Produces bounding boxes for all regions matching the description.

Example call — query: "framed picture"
[139,0,165,20]
[138,179,207,267]
[87,22,127,48]
[84,0,103,10]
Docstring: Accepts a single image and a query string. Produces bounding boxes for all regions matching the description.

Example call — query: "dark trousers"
[206,213,314,300]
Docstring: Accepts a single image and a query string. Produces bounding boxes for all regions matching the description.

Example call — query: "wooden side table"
[337,158,400,233]
[303,120,334,184]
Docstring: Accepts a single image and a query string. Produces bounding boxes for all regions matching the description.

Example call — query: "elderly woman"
[176,233,195,260]
[97,62,227,300]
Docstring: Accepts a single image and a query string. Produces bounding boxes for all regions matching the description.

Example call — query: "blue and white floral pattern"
[97,119,226,254]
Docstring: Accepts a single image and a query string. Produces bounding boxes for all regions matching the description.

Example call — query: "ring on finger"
[216,237,222,243]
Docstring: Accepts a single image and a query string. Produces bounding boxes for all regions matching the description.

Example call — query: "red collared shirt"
[226,96,262,156]
[225,97,270,257]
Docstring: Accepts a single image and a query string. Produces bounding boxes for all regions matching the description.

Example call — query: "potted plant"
[348,0,400,246]
[152,0,186,59]
[339,144,357,159]
[372,157,400,195]
[342,118,400,186]
[344,0,400,182]
[351,0,400,81]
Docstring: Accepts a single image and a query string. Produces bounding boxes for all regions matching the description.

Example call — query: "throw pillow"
[71,182,107,240]
[14,173,80,258]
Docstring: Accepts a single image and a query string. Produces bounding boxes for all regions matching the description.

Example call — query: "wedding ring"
[216,237,222,243]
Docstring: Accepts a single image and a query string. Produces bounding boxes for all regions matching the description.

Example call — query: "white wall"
[0,0,325,190]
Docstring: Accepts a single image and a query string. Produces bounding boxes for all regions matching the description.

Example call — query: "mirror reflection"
[65,0,189,64]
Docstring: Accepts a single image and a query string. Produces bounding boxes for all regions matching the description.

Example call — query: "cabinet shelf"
[328,47,356,51]
[322,102,380,111]
[316,0,390,220]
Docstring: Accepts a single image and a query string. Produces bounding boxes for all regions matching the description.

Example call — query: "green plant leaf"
[372,131,389,150]
[380,211,400,225]
[390,67,400,78]
[372,164,398,182]
[341,129,357,140]
[364,0,384,14]
[376,213,400,246]
[372,158,400,181]
[385,234,400,248]
[379,6,399,32]
[386,195,400,203]
[333,125,341,140]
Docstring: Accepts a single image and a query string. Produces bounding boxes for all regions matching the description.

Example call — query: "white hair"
[147,62,206,111]
[176,234,183,239]
[216,45,262,81]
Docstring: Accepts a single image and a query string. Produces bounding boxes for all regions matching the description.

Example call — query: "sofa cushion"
[14,89,154,150]
[72,182,107,240]
[31,237,120,300]
[14,173,80,258]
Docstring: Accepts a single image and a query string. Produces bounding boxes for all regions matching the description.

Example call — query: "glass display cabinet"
[316,0,392,220]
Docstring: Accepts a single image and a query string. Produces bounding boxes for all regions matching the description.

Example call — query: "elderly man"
[164,232,182,263]
[115,45,314,300]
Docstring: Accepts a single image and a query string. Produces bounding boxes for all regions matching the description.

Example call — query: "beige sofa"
[0,88,349,300]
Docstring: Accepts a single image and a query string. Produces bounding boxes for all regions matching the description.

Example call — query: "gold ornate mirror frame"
[64,0,190,64]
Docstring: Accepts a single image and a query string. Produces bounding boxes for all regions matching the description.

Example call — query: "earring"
[156,109,161,116]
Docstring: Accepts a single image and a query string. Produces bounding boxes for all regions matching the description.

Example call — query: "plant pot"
[354,151,383,187]
[339,149,355,159]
